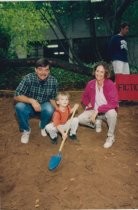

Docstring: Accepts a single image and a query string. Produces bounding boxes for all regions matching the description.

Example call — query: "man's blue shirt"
[15,73,58,104]
[108,34,128,62]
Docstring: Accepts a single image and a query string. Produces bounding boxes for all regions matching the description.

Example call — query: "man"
[14,58,58,144]
[108,22,130,74]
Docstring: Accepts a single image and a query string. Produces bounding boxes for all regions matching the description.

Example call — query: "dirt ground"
[0,91,138,210]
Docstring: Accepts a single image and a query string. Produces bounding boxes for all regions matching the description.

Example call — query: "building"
[29,1,138,67]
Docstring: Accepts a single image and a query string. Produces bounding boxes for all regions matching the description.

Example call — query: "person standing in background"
[108,22,130,74]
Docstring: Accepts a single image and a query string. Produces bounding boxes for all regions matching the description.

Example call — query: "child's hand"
[62,132,68,140]
[73,103,79,111]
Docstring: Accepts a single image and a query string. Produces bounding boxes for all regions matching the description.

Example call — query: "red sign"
[115,74,138,100]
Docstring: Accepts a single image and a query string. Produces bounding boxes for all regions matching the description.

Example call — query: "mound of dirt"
[0,92,138,210]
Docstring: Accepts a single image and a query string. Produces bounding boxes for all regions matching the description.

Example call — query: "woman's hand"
[91,110,98,123]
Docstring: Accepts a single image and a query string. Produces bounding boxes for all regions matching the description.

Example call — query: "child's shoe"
[69,134,77,140]
[50,136,58,144]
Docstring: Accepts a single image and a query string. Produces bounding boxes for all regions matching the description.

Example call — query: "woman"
[78,61,119,148]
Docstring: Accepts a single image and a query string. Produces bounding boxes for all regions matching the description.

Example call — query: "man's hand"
[30,99,41,112]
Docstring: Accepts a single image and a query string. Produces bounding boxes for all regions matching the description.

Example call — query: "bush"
[51,67,91,90]
[0,66,91,90]
[0,63,137,90]
[0,28,10,59]
[130,65,138,74]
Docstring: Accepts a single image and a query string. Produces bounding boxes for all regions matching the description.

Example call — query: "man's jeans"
[15,102,54,132]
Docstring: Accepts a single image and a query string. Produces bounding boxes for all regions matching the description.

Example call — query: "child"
[45,92,79,144]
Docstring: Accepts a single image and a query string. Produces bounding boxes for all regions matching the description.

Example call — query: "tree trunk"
[89,1,102,60]
[49,2,86,67]
[114,0,132,33]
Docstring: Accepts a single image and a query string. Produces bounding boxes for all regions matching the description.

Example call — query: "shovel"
[48,106,78,171]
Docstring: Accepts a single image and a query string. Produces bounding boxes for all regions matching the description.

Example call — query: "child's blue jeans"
[15,102,54,132]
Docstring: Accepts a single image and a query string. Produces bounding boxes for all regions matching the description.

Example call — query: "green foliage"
[130,65,138,74]
[51,1,89,29]
[0,64,137,90]
[51,67,91,90]
[122,0,138,36]
[0,67,34,90]
[0,27,10,58]
[0,2,48,58]
[0,66,91,90]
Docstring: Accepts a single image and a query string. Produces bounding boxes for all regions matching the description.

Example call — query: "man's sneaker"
[41,128,47,137]
[50,137,58,144]
[95,119,102,133]
[69,134,77,140]
[21,130,31,144]
[103,136,115,148]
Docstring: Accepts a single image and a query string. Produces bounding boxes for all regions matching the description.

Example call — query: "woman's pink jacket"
[81,79,119,113]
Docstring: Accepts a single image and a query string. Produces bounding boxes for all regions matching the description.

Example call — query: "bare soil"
[0,92,138,210]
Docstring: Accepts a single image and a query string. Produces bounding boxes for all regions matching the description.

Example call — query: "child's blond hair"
[56,91,70,101]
